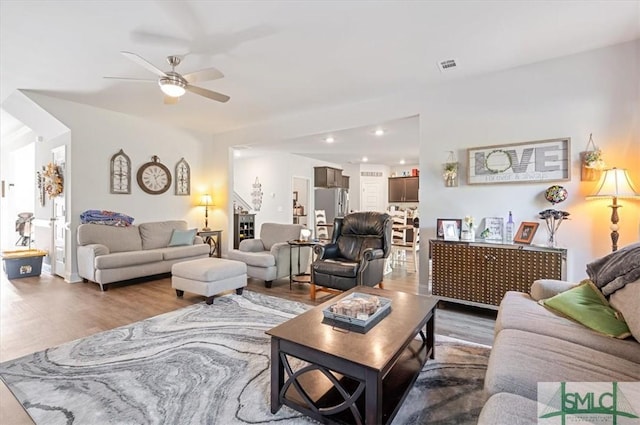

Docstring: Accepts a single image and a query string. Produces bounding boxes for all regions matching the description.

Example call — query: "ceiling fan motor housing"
[158,71,187,96]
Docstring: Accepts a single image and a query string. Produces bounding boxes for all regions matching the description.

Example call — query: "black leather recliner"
[310,211,392,300]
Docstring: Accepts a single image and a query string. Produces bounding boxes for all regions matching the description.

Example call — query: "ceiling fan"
[105,51,230,104]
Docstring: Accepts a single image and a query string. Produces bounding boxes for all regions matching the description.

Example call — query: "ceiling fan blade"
[164,95,179,105]
[120,51,167,77]
[103,76,156,82]
[182,67,224,84]
[186,85,230,103]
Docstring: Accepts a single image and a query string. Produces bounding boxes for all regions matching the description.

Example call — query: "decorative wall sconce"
[443,151,458,187]
[199,194,212,231]
[586,167,639,252]
[580,133,606,181]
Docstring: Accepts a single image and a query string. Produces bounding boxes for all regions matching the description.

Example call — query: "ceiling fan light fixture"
[159,78,186,97]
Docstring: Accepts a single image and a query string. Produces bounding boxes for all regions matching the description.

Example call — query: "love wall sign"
[467,138,570,185]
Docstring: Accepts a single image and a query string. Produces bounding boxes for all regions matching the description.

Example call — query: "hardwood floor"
[0,264,496,424]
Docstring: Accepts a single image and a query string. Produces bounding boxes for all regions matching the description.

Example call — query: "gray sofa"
[77,220,210,291]
[478,277,640,424]
[227,222,308,288]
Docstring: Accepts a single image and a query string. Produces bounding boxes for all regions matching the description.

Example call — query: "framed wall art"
[110,149,131,194]
[467,138,570,185]
[436,218,462,240]
[175,158,190,196]
[514,222,539,244]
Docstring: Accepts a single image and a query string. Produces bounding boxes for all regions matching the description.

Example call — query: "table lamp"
[200,194,212,231]
[586,167,640,251]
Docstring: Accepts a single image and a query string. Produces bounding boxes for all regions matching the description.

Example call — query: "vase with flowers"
[443,162,458,187]
[461,215,475,241]
[538,209,570,247]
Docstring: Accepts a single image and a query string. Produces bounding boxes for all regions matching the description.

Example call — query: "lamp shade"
[200,194,212,206]
[587,168,640,200]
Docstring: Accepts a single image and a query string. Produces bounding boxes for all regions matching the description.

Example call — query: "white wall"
[6,41,636,284]
[219,40,640,282]
[419,40,639,281]
[233,152,341,237]
[15,93,234,280]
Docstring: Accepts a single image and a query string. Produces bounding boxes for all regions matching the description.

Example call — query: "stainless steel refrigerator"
[314,188,349,223]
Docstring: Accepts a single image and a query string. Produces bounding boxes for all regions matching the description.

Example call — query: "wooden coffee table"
[266,286,437,425]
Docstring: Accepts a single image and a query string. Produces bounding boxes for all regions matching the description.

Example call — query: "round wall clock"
[137,155,172,194]
[175,158,190,196]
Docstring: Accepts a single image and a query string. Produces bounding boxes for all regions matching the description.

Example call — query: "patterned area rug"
[0,291,490,425]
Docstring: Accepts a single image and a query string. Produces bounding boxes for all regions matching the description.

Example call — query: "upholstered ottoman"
[172,258,247,304]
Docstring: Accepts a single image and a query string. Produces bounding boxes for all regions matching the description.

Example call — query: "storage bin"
[2,249,47,279]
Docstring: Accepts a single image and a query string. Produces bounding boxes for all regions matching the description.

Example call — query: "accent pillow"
[609,277,640,342]
[168,228,197,247]
[540,279,631,339]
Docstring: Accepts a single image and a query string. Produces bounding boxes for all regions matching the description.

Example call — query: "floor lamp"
[586,167,640,251]
[200,194,212,231]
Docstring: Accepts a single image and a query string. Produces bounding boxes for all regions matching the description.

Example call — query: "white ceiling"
[1,1,639,165]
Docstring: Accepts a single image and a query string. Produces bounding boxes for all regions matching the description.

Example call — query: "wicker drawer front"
[485,248,563,306]
[431,240,565,307]
[432,243,487,304]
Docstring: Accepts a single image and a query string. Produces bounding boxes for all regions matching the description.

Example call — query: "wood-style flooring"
[0,264,496,424]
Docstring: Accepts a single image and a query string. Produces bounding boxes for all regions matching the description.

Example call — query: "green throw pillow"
[540,279,631,339]
[168,228,196,247]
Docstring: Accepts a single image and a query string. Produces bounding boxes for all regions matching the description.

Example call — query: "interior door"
[361,178,384,212]
[52,146,66,278]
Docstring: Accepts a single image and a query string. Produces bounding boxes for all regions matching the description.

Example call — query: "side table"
[197,230,223,258]
[288,240,318,290]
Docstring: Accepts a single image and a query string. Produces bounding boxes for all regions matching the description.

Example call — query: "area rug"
[0,291,490,425]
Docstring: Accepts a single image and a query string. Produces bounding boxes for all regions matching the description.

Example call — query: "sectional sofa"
[478,244,640,424]
[77,220,210,291]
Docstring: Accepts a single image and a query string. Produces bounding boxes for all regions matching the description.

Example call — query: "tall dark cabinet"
[234,214,255,249]
[388,176,419,202]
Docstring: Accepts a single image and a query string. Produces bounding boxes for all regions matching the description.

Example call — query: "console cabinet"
[388,176,419,202]
[234,214,255,249]
[430,239,566,308]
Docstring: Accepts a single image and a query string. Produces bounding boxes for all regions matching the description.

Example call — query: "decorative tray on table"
[322,293,392,333]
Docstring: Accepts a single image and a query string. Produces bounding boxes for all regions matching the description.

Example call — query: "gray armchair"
[228,223,308,288]
[310,211,392,300]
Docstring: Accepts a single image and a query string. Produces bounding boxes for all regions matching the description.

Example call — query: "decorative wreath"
[484,149,513,174]
[43,162,63,198]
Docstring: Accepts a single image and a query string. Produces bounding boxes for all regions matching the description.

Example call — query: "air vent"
[438,59,458,72]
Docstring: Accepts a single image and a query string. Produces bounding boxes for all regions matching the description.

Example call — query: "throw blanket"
[80,210,134,227]
[586,242,640,296]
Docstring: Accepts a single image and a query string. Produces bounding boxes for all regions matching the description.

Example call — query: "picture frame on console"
[436,218,462,239]
[439,219,461,241]
[482,217,504,241]
[514,221,539,244]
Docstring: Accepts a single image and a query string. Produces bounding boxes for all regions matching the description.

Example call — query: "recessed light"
[374,129,385,136]
[362,156,368,162]
[325,136,334,143]
[399,159,405,165]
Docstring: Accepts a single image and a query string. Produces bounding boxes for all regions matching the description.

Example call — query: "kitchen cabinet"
[341,175,350,189]
[388,176,419,202]
[314,167,343,188]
